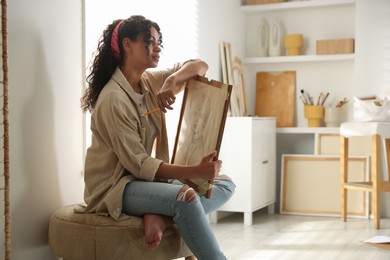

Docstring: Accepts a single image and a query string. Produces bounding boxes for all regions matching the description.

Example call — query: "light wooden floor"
[209,211,390,260]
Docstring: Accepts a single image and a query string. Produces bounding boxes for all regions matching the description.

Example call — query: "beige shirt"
[80,63,183,221]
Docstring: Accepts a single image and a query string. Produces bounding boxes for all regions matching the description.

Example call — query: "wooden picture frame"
[220,41,229,84]
[316,133,371,156]
[171,76,232,198]
[220,41,247,116]
[231,56,248,116]
[280,155,369,217]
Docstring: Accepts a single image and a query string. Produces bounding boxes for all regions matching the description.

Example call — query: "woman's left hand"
[157,76,179,112]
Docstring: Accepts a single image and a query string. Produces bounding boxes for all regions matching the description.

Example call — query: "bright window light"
[84,0,199,154]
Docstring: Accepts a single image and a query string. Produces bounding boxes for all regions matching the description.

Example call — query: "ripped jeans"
[122,178,236,260]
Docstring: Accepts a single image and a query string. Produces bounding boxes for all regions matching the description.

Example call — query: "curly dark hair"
[81,15,162,112]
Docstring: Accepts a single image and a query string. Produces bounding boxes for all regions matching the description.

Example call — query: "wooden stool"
[48,204,195,260]
[340,122,390,229]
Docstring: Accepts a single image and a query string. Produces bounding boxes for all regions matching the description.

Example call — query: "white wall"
[355,0,390,217]
[9,0,84,259]
[355,0,390,99]
[197,0,245,80]
[5,0,390,258]
[8,0,243,259]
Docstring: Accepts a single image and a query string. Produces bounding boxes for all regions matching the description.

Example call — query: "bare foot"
[143,214,173,248]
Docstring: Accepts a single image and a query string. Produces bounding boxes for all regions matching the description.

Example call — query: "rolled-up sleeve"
[145,62,185,94]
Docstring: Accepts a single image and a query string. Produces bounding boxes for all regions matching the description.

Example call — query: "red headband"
[111,20,124,60]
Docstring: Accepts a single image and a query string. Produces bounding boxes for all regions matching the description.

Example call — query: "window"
[84,0,199,153]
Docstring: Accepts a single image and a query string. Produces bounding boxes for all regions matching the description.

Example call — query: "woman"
[80,15,235,260]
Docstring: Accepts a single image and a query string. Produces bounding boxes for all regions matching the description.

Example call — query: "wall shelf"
[241,0,355,13]
[243,54,354,64]
[241,0,355,126]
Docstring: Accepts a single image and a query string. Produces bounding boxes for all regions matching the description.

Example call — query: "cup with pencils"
[304,105,324,127]
[300,90,328,127]
[324,97,348,127]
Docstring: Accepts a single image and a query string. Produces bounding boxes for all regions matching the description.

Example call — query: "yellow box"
[316,38,354,55]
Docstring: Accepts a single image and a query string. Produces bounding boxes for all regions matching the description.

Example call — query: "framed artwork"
[220,41,247,116]
[280,155,369,217]
[231,56,248,116]
[316,133,371,156]
[171,76,232,198]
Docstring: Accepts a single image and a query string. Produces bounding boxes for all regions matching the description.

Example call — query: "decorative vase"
[257,19,268,57]
[268,18,282,57]
[284,34,303,56]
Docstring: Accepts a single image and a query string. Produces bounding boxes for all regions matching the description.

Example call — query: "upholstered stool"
[340,122,390,229]
[48,204,194,260]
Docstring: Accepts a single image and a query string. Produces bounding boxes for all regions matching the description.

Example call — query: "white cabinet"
[241,0,356,126]
[218,117,276,225]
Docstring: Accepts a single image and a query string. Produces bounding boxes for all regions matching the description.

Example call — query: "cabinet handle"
[262,160,269,164]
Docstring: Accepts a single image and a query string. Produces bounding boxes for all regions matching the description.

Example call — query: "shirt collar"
[111,67,150,101]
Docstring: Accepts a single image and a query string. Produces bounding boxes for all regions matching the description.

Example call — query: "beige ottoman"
[48,204,193,260]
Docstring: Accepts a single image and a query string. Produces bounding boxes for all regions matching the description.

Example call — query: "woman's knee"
[176,185,198,202]
[214,178,236,195]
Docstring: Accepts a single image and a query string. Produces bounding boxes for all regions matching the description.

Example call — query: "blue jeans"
[122,178,236,260]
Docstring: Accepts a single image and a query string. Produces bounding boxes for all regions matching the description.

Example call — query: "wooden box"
[244,0,286,5]
[316,38,355,55]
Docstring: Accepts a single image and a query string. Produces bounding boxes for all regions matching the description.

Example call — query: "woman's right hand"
[196,151,222,180]
[155,150,222,181]
[157,76,178,113]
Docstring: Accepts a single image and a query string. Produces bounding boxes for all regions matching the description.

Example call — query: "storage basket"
[353,96,390,122]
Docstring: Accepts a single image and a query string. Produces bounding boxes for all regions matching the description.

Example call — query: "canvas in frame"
[280,154,369,217]
[220,41,247,116]
[171,76,232,198]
